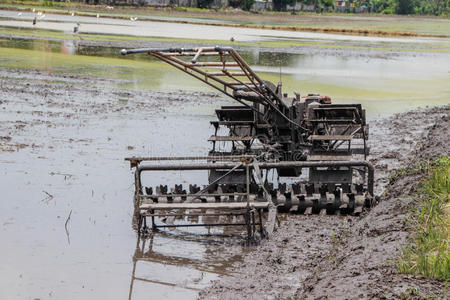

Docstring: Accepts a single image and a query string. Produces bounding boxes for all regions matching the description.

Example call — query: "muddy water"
[0,69,249,299]
[0,14,449,299]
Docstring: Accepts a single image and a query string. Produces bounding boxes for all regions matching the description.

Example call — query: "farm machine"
[122,47,374,238]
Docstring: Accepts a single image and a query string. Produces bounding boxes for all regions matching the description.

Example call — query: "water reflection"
[128,235,199,300]
[127,191,249,299]
[60,39,79,55]
[128,231,244,300]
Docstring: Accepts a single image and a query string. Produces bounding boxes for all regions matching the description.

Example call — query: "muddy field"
[0,67,233,299]
[0,58,448,299]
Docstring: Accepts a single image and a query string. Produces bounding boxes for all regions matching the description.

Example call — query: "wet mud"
[0,67,231,299]
[199,106,449,299]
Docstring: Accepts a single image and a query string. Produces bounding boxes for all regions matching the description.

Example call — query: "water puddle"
[128,232,245,299]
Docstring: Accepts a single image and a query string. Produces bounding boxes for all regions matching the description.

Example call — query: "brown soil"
[0,67,224,152]
[199,106,449,299]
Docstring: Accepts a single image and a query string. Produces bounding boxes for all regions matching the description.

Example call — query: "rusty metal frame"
[131,159,373,238]
[134,160,374,197]
[121,46,303,128]
[133,158,267,241]
[138,205,264,242]
[310,105,369,159]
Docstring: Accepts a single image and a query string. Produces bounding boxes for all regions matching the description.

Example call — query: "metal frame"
[133,160,374,197]
[133,157,269,240]
[129,157,374,239]
[121,46,301,128]
[139,207,264,241]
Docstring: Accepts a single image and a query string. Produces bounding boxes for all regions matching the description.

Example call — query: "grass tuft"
[397,156,449,281]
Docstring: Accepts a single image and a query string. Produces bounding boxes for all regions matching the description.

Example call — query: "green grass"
[397,156,450,281]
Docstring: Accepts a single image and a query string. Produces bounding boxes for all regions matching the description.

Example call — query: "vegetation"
[208,0,449,15]
[197,0,214,9]
[371,0,450,15]
[282,0,449,15]
[271,0,335,12]
[397,157,450,280]
[5,0,448,15]
[229,0,255,11]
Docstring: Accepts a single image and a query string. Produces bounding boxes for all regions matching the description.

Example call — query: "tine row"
[140,183,372,215]
[145,183,366,196]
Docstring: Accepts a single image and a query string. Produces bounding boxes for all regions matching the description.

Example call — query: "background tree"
[425,0,450,15]
[273,0,296,11]
[242,0,255,10]
[228,0,242,7]
[396,0,415,14]
[197,0,214,8]
[322,0,334,10]
[372,0,397,13]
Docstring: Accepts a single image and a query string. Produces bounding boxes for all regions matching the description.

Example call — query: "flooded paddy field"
[0,25,448,116]
[2,9,450,42]
[0,12,449,299]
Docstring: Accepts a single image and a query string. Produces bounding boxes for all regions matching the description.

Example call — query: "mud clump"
[199,106,449,300]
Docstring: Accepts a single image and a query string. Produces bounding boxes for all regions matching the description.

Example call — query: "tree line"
[370,0,449,15]
[266,0,449,15]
